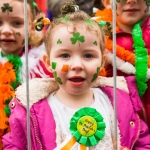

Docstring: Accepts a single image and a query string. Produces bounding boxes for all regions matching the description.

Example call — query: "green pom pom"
[99,21,106,27]
[32,2,37,8]
[4,105,11,117]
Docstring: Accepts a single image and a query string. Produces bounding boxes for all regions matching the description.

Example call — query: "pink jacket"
[2,76,150,149]
[107,16,150,129]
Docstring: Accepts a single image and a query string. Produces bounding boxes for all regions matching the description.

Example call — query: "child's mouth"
[69,77,85,86]
[124,9,139,12]
[1,39,15,44]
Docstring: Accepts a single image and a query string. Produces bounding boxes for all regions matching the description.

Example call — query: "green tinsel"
[132,22,148,96]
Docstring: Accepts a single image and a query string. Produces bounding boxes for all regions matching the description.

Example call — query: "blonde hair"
[15,0,43,47]
[44,1,106,60]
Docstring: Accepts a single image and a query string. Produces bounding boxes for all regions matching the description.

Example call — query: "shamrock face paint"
[93,41,97,46]
[57,39,62,44]
[16,32,21,36]
[49,25,102,95]
[52,62,63,84]
[91,67,100,82]
[1,3,13,14]
[0,0,33,55]
[70,32,85,46]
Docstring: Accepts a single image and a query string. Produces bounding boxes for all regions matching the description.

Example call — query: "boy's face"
[46,25,103,96]
[0,0,33,55]
[116,0,147,28]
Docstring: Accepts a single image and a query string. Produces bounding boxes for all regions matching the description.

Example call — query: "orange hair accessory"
[35,13,51,31]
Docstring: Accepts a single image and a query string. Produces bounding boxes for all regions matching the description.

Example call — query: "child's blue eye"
[60,54,70,58]
[13,21,23,26]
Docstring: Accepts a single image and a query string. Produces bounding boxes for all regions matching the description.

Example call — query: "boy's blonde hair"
[44,1,106,61]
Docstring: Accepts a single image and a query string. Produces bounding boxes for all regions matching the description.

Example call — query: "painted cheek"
[61,64,69,72]
[52,61,63,85]
[91,67,100,82]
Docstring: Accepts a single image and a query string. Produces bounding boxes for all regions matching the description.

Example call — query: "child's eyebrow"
[11,17,24,20]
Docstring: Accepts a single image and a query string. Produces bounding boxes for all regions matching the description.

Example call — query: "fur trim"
[93,76,129,93]
[16,76,128,107]
[16,78,59,107]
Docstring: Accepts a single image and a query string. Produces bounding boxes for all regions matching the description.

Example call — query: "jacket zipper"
[130,114,140,150]
[30,115,43,150]
[16,99,43,150]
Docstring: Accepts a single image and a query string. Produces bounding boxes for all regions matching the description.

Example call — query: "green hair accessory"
[32,1,37,8]
[70,107,106,146]
[99,21,106,27]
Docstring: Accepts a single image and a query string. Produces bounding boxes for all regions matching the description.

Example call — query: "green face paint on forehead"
[16,32,21,36]
[1,3,13,14]
[93,41,97,46]
[91,67,100,82]
[70,32,85,46]
[57,39,62,44]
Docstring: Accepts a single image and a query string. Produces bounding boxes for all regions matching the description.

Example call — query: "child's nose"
[126,0,137,4]
[1,24,13,35]
[70,58,84,71]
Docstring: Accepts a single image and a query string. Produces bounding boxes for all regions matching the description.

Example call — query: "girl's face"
[0,0,33,55]
[45,25,103,96]
[116,0,147,31]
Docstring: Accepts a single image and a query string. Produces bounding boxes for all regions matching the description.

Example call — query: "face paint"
[70,32,85,46]
[53,71,63,84]
[22,39,25,45]
[52,62,57,69]
[91,67,100,82]
[1,3,13,13]
[61,64,69,72]
[57,39,62,44]
[93,41,97,46]
[52,62,63,84]
[16,32,21,36]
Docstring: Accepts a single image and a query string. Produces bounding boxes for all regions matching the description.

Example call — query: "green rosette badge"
[70,107,106,146]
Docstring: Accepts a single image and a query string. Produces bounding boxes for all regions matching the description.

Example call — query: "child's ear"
[102,0,111,9]
[43,55,52,72]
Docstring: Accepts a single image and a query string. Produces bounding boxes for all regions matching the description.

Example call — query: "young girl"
[94,0,150,130]
[2,1,150,149]
[0,0,52,148]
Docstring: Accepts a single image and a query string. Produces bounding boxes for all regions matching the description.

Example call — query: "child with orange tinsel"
[0,0,52,149]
